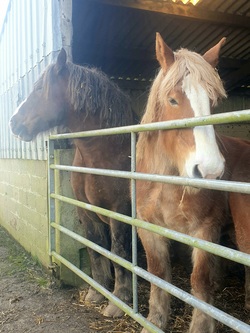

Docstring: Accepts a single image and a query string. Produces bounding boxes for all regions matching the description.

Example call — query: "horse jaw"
[182,75,225,179]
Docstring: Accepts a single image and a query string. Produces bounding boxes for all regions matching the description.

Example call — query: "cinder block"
[0,155,90,285]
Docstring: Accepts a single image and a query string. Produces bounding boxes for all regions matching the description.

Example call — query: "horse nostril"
[193,164,203,178]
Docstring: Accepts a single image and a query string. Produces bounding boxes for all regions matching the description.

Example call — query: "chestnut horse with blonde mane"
[136,33,250,333]
[9,50,136,318]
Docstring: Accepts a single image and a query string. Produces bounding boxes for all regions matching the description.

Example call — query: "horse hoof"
[102,303,124,318]
[85,288,105,303]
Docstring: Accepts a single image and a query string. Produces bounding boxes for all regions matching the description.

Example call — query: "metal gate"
[48,109,250,333]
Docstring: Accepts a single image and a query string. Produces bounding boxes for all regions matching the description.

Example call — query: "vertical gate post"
[54,147,90,286]
[131,131,138,313]
[48,139,55,262]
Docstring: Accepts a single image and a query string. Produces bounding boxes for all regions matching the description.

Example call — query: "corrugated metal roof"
[72,0,250,95]
[1,0,249,160]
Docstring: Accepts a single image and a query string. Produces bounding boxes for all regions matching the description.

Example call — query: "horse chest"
[137,182,214,234]
[160,188,200,233]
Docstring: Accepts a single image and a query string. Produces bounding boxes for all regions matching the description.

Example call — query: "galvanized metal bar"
[51,251,163,333]
[50,193,250,267]
[49,109,250,140]
[133,266,250,333]
[131,131,138,313]
[47,109,250,331]
[50,222,250,333]
[49,164,250,194]
[51,222,134,271]
[48,140,55,260]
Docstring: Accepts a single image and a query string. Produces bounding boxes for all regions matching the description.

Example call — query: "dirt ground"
[0,226,141,333]
[0,225,249,333]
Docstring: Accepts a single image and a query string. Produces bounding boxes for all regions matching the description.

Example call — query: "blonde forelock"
[159,49,226,107]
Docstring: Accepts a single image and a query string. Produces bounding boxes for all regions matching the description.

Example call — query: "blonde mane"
[141,48,227,126]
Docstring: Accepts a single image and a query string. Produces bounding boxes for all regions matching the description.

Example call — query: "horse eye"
[169,98,178,106]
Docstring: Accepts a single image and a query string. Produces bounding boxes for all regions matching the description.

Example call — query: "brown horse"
[136,33,250,333]
[221,136,250,311]
[9,49,136,317]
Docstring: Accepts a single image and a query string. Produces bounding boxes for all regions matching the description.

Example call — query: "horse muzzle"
[9,116,33,142]
[192,157,225,180]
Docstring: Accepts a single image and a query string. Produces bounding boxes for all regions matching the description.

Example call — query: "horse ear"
[156,32,174,73]
[203,37,226,68]
[55,48,67,73]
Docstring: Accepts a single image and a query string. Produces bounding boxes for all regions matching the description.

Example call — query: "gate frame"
[48,109,250,333]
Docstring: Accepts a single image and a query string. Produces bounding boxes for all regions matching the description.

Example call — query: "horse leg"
[138,228,171,333]
[78,208,113,303]
[103,218,132,318]
[229,192,250,310]
[189,227,220,333]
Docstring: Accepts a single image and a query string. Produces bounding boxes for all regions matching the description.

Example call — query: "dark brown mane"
[43,62,134,129]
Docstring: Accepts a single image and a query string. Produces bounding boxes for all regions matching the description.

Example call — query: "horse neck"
[65,110,97,132]
[73,135,131,171]
[137,131,176,176]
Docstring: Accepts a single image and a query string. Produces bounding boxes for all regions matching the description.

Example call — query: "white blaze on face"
[182,75,225,179]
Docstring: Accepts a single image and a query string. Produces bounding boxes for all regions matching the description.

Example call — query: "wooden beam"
[91,0,250,29]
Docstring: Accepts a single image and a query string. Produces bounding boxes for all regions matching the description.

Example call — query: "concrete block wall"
[216,123,250,140]
[215,95,250,139]
[0,158,49,267]
[0,152,90,287]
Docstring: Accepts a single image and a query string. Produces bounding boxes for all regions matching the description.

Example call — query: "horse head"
[149,33,227,180]
[9,49,69,141]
